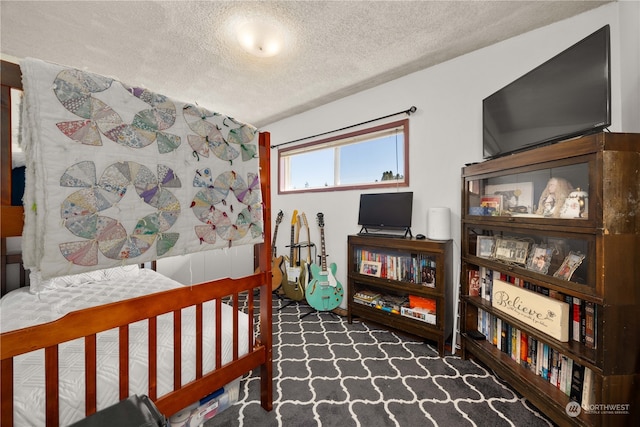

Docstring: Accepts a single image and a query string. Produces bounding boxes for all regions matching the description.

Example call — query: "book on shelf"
[400,306,436,324]
[569,361,585,404]
[519,331,528,366]
[481,267,493,302]
[409,295,436,311]
[541,344,550,381]
[492,316,498,346]
[353,299,376,307]
[401,294,436,324]
[526,335,534,371]
[513,328,520,362]
[560,355,568,396]
[572,297,581,343]
[378,294,409,312]
[355,248,436,285]
[353,290,383,306]
[584,301,596,349]
[564,295,573,341]
[468,269,480,296]
[472,310,602,403]
[581,367,596,410]
[551,348,560,387]
[353,290,410,315]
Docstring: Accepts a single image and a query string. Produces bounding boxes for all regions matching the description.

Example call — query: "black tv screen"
[358,192,413,229]
[483,25,611,159]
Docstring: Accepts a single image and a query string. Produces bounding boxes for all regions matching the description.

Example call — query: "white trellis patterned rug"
[207,297,553,427]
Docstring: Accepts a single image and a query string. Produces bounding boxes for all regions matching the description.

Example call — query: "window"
[278,119,409,193]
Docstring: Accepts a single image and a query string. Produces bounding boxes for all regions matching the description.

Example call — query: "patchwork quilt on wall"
[20,58,263,279]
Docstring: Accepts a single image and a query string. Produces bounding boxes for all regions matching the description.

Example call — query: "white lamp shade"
[237,21,284,57]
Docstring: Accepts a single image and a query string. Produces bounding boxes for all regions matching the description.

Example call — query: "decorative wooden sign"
[492,279,569,342]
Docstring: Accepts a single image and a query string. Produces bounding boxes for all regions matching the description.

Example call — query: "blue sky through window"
[288,135,404,190]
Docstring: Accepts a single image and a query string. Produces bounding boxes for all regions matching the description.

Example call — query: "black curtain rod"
[270,106,417,149]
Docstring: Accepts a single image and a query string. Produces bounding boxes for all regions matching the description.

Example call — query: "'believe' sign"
[492,279,569,342]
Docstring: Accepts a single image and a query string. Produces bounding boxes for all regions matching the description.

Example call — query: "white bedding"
[0,269,249,426]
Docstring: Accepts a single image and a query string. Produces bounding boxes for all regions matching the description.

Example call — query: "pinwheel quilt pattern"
[20,58,263,279]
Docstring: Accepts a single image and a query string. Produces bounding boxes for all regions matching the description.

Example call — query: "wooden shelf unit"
[460,132,639,427]
[347,235,452,357]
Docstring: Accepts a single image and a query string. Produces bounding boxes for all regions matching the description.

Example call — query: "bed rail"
[1,273,270,425]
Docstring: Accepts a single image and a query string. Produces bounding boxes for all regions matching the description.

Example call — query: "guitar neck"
[294,222,302,265]
[320,227,327,271]
[305,225,312,263]
[272,223,280,256]
[289,225,295,261]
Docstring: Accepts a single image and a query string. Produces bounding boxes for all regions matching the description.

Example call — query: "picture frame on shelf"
[545,237,568,272]
[526,244,553,274]
[479,195,503,216]
[360,260,382,277]
[553,251,586,280]
[494,238,530,264]
[421,266,436,288]
[486,182,534,214]
[476,236,495,258]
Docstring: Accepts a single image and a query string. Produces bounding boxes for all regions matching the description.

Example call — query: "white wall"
[263,2,639,310]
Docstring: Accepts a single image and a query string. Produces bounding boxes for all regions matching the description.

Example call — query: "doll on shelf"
[535,177,573,218]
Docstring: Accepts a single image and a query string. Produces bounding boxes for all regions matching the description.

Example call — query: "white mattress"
[0,269,249,426]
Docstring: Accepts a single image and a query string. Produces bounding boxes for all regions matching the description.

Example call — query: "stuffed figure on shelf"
[535,177,573,218]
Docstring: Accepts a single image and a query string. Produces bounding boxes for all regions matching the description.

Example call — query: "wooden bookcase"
[460,132,639,427]
[347,235,452,356]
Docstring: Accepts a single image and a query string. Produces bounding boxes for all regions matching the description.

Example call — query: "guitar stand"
[279,241,316,312]
[278,297,299,311]
[299,307,338,320]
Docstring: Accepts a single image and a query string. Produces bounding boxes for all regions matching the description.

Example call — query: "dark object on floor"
[68,395,168,427]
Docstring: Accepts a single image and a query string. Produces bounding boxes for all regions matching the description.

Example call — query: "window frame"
[277,119,410,194]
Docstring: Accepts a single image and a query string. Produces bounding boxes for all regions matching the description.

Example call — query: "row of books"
[469,267,597,348]
[352,289,436,325]
[475,308,595,408]
[355,248,437,285]
[353,289,407,314]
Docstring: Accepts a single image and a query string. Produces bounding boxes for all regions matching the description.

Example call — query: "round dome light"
[236,20,284,57]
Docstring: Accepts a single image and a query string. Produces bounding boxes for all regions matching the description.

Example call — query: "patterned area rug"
[206,297,553,427]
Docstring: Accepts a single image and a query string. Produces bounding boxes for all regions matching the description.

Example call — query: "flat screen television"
[358,191,413,234]
[483,25,611,159]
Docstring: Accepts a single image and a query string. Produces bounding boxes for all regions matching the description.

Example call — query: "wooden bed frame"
[0,60,273,426]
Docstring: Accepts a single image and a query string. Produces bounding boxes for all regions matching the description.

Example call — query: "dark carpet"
[206,297,553,427]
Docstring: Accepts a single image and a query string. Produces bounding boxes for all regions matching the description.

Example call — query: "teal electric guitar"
[305,213,344,311]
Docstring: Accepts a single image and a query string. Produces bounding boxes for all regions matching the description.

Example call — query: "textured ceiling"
[1,1,609,128]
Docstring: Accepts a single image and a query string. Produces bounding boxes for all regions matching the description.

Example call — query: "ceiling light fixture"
[236,20,284,58]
